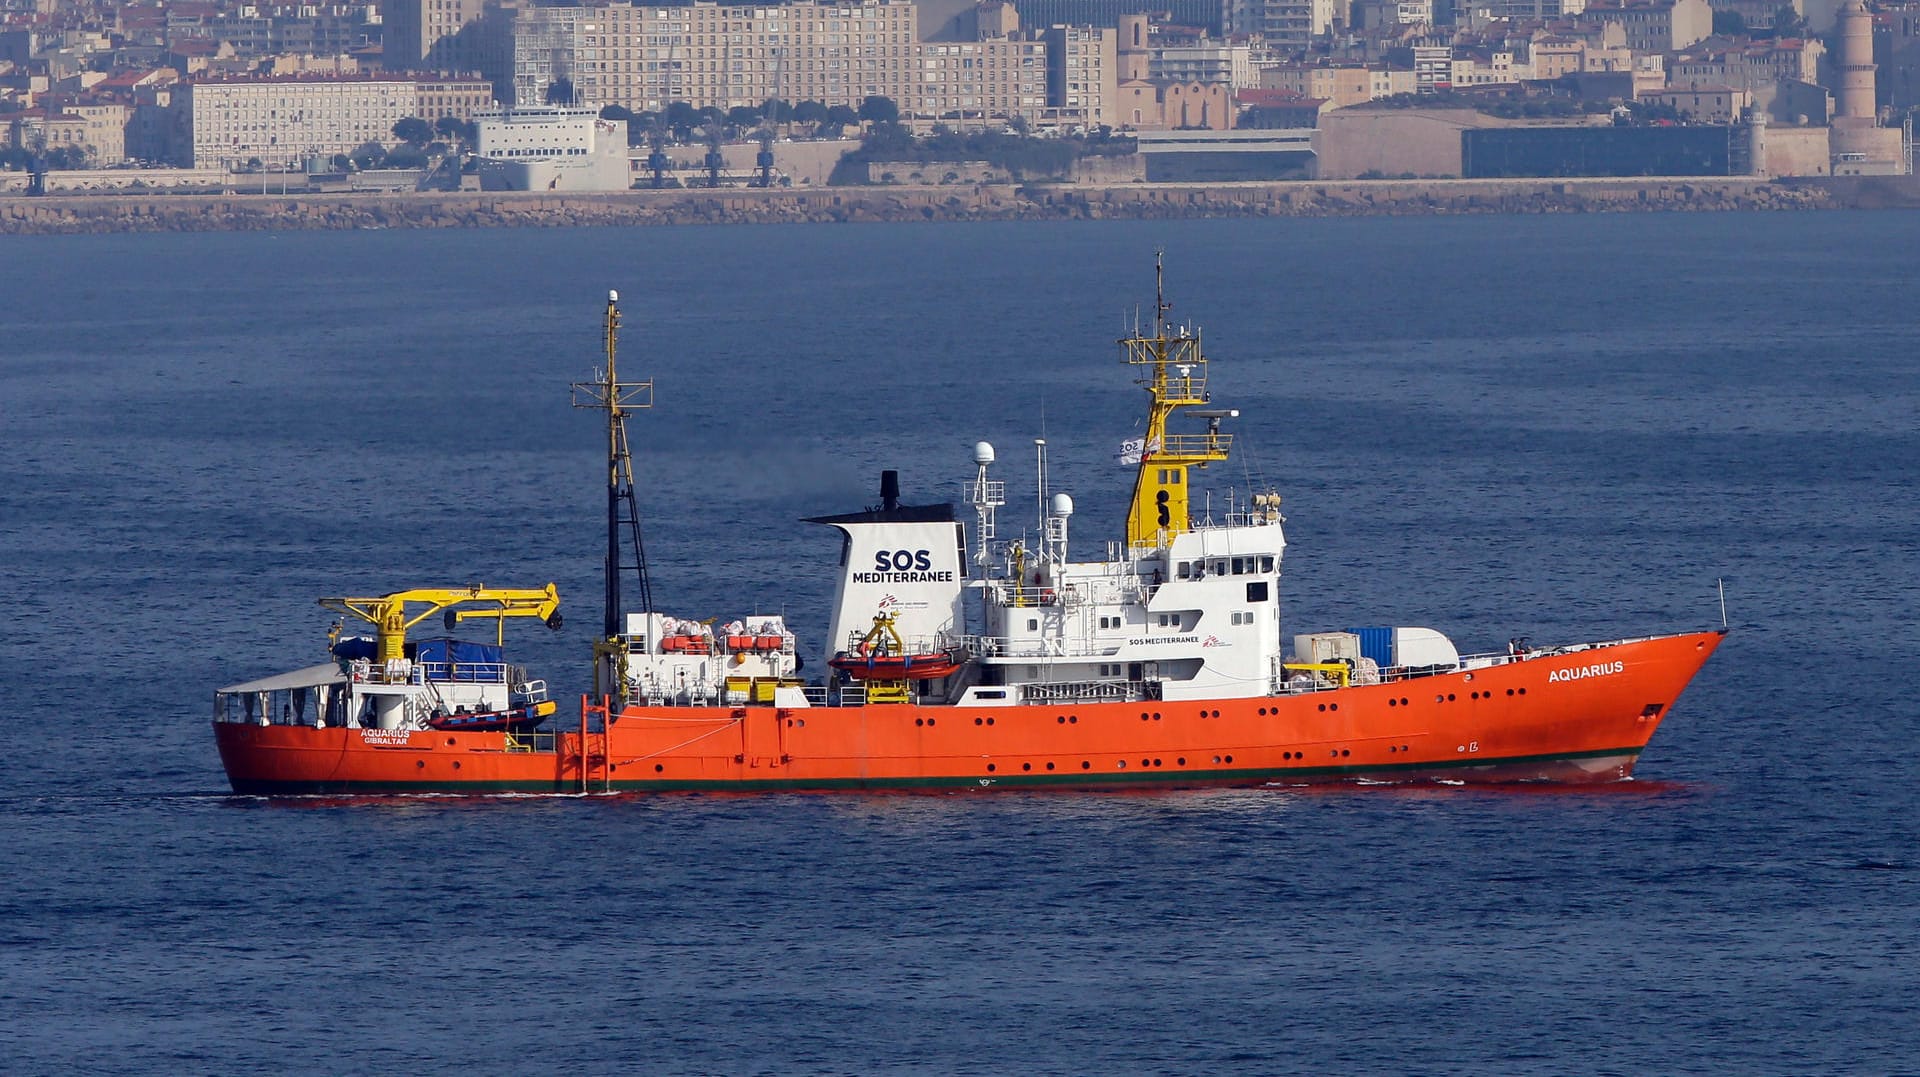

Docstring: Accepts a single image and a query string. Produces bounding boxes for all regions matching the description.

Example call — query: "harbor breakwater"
[0,175,1895,234]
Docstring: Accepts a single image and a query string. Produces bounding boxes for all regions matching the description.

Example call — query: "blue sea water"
[1,213,1917,1072]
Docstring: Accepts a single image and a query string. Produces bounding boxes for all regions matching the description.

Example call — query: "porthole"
[1022,763,1031,771]
[1081,761,1091,770]
[1152,712,1161,721]
[1117,760,1127,769]
[986,717,995,726]
[987,764,996,772]
[1224,754,1234,763]
[975,717,983,726]
[654,763,664,772]
[1046,762,1055,771]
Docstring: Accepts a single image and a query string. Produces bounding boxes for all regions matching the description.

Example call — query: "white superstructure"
[473,103,629,191]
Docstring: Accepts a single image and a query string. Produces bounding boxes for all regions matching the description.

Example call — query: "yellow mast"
[1121,252,1232,548]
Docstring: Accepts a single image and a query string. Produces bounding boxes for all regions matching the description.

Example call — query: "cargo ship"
[214,266,1724,794]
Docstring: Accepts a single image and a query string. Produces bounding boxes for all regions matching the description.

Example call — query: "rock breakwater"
[0,177,1847,235]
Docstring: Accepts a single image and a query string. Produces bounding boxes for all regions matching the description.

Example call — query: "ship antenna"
[1034,437,1049,541]
[572,290,655,644]
[1718,578,1728,628]
[1154,246,1170,339]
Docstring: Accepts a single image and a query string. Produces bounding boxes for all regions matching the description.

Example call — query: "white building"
[1150,41,1261,89]
[474,103,630,190]
[184,77,418,169]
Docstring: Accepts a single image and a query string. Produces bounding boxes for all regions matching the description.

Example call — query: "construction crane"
[320,585,563,665]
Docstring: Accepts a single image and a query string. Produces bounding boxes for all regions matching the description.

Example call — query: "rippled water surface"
[2,214,1917,1072]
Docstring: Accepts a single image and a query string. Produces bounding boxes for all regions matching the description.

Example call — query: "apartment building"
[183,76,416,167]
[386,0,490,72]
[513,1,923,112]
[1043,24,1114,125]
[511,2,1094,124]
[1578,0,1712,53]
[7,102,127,163]
[414,74,495,120]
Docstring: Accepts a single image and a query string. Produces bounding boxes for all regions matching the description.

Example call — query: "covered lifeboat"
[828,611,966,680]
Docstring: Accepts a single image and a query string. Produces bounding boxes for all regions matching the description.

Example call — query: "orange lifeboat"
[828,610,965,680]
[830,648,966,680]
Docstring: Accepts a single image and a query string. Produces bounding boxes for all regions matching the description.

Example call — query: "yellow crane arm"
[319,584,562,664]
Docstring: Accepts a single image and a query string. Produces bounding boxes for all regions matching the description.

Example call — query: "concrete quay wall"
[0,177,1854,235]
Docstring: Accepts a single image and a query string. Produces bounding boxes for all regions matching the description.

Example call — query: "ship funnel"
[880,470,901,511]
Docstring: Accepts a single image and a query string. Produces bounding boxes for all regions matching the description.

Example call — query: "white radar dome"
[1051,493,1074,517]
[973,441,996,465]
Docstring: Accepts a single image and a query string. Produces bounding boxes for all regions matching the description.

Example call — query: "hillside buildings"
[0,0,1909,181]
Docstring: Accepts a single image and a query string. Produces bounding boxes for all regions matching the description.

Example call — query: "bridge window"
[1246,581,1270,602]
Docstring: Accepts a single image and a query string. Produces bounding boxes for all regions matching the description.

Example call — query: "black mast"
[571,291,654,643]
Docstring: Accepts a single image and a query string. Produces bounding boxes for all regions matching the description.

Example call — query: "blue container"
[1346,626,1394,669]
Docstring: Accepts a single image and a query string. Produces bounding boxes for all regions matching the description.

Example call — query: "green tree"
[392,116,434,146]
[435,116,477,147]
[386,143,429,168]
[1773,4,1809,37]
[349,140,388,169]
[762,98,794,124]
[1712,9,1747,34]
[858,95,900,124]
[726,104,763,128]
[664,101,699,139]
[825,104,859,126]
[794,100,829,125]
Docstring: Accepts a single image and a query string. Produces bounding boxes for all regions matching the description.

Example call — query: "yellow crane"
[320,585,563,665]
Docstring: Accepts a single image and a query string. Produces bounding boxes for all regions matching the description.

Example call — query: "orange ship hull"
[214,630,1723,794]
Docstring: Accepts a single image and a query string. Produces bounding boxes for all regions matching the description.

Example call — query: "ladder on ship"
[577,701,612,793]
